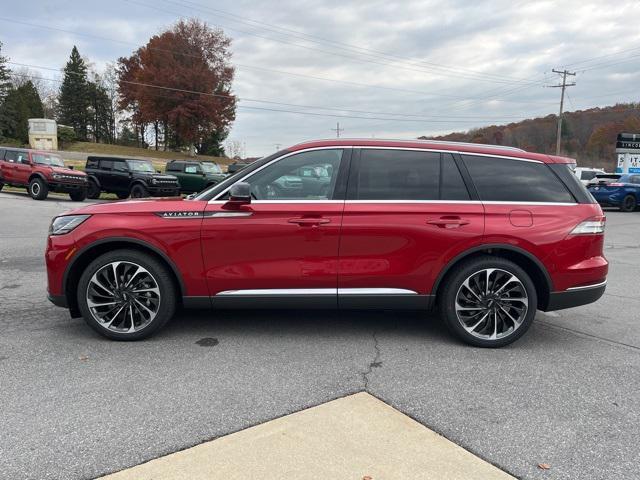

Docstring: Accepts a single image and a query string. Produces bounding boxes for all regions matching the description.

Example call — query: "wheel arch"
[63,238,185,317]
[28,172,47,184]
[433,244,553,310]
[87,174,101,188]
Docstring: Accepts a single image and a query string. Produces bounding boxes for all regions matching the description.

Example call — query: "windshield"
[33,154,65,168]
[201,162,222,174]
[126,160,155,173]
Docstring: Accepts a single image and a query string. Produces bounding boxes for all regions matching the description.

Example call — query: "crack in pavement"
[361,331,382,391]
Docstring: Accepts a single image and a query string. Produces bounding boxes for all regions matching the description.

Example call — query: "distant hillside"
[420,103,640,169]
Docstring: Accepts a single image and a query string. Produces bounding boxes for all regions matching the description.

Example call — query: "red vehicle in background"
[45,139,607,347]
[0,147,88,201]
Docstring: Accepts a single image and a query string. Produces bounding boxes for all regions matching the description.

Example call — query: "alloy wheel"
[454,268,528,340]
[86,261,161,333]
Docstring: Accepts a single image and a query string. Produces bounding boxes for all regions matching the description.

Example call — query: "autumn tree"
[117,19,236,153]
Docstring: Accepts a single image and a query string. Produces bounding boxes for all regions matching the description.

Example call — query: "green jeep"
[166,160,226,194]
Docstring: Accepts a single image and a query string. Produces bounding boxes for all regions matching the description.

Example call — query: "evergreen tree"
[2,81,44,143]
[88,80,115,143]
[58,46,89,140]
[0,41,13,140]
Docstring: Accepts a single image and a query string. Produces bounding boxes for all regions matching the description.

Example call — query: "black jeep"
[85,156,180,199]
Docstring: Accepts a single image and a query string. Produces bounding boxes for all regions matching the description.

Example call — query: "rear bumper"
[544,281,606,311]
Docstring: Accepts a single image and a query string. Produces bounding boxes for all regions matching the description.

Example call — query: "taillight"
[570,216,606,235]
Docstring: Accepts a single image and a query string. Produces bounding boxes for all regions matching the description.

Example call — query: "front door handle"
[427,217,470,228]
[288,217,331,226]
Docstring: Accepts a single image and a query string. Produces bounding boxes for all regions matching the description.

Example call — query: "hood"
[50,165,87,176]
[66,197,205,216]
[135,172,178,181]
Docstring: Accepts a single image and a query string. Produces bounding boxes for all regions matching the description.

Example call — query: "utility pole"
[550,69,576,155]
[330,122,344,138]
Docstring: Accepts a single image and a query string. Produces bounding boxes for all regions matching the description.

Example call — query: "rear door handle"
[427,217,470,228]
[288,217,331,226]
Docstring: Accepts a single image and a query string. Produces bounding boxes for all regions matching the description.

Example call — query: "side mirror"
[157,170,161,174]
[69,165,74,170]
[228,182,251,204]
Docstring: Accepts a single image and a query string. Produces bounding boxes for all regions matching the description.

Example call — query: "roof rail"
[293,138,526,152]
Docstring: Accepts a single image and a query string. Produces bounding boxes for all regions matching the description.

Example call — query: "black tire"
[28,177,48,200]
[620,195,636,212]
[87,180,101,199]
[77,249,176,340]
[69,189,87,202]
[116,191,130,200]
[0,182,4,191]
[439,255,537,348]
[130,184,149,198]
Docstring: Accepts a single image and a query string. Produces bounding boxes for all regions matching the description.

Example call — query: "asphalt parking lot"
[1,190,639,480]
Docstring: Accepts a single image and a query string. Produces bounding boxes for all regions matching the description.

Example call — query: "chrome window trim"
[346,200,482,205]
[566,280,607,291]
[459,151,544,164]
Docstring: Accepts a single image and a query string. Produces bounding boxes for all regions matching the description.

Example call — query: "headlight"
[49,215,91,235]
[151,178,158,185]
[52,174,62,180]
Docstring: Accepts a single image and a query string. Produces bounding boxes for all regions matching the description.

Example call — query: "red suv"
[45,139,607,347]
[0,147,88,201]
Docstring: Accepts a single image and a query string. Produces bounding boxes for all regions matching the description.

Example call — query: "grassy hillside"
[422,103,640,169]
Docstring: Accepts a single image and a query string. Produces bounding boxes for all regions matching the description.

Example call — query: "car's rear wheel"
[620,195,636,212]
[130,184,149,198]
[29,178,48,200]
[77,249,176,340]
[87,180,101,199]
[439,256,537,348]
[69,189,87,202]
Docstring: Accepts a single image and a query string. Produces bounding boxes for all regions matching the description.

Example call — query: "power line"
[123,0,548,87]
[11,72,538,125]
[0,16,555,105]
[330,122,344,138]
[550,69,576,155]
[7,62,544,121]
[157,0,545,86]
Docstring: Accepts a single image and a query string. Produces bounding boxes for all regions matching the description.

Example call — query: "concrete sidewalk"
[101,392,513,480]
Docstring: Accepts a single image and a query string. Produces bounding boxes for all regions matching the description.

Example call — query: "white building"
[28,118,58,151]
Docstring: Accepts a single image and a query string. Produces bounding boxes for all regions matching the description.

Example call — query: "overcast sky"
[1,0,639,156]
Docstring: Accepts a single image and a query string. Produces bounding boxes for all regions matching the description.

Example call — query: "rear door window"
[462,155,574,203]
[99,160,113,171]
[354,150,470,201]
[356,149,440,200]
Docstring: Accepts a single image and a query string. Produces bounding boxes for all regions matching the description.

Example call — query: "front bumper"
[50,182,88,194]
[545,281,606,311]
[147,186,181,196]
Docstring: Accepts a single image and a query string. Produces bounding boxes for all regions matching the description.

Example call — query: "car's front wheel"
[29,178,48,200]
[130,184,149,198]
[439,256,537,348]
[77,249,176,340]
[69,189,87,202]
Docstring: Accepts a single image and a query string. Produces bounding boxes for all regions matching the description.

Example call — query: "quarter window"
[462,155,574,203]
[246,149,343,200]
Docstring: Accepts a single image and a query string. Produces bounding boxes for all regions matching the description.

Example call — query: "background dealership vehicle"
[0,147,88,201]
[574,166,605,185]
[46,139,607,347]
[588,173,640,212]
[166,160,226,194]
[85,156,180,199]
